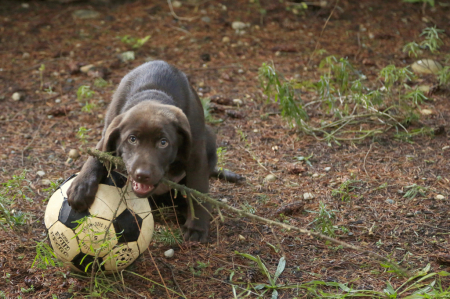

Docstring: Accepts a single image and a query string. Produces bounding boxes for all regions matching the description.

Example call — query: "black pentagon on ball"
[72,252,105,272]
[59,200,91,229]
[113,209,143,243]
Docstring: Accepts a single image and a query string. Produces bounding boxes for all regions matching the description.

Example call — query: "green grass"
[0,171,33,230]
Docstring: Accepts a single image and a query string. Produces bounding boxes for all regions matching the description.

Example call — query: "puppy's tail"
[206,125,245,183]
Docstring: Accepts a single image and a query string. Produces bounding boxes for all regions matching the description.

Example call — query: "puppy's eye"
[158,138,169,148]
[128,135,138,144]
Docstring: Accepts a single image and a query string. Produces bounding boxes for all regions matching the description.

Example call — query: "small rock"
[22,52,30,59]
[201,16,211,23]
[164,249,174,258]
[264,174,276,182]
[55,98,61,103]
[222,36,230,43]
[411,59,442,74]
[119,51,135,62]
[324,167,331,172]
[418,85,431,94]
[420,109,433,116]
[72,9,101,19]
[172,1,182,8]
[303,192,315,200]
[312,173,319,178]
[41,179,52,185]
[220,198,228,203]
[68,149,80,160]
[232,21,246,30]
[80,64,95,73]
[12,92,23,101]
[37,171,46,177]
[232,99,243,105]
[385,199,395,204]
[238,235,246,241]
[435,194,445,200]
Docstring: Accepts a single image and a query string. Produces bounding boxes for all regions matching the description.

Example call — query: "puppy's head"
[101,102,191,197]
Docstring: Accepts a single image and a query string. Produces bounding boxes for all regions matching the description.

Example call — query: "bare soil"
[0,0,449,298]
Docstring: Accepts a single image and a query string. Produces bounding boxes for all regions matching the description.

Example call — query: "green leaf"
[273,256,286,284]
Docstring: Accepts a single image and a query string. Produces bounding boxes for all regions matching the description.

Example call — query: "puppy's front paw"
[66,176,98,212]
[183,220,209,243]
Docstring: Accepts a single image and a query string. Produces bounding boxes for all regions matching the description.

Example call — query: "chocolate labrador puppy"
[67,60,217,242]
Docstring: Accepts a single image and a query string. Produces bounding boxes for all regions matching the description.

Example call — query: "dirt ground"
[0,0,449,298]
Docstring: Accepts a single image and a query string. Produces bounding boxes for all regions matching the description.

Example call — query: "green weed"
[81,101,97,113]
[294,153,313,167]
[201,97,222,123]
[235,252,290,299]
[32,240,62,269]
[437,66,450,87]
[404,87,428,106]
[240,201,256,214]
[259,62,308,127]
[331,178,362,201]
[307,202,337,237]
[77,85,94,101]
[216,147,227,168]
[120,35,151,49]
[420,26,445,53]
[153,226,183,246]
[77,127,91,144]
[403,41,421,58]
[403,184,429,199]
[0,171,33,230]
[394,126,434,143]
[94,78,108,88]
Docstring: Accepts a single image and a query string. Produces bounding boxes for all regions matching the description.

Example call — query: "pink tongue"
[133,181,153,193]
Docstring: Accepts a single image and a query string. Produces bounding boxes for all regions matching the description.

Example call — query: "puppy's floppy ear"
[98,115,123,153]
[172,109,192,163]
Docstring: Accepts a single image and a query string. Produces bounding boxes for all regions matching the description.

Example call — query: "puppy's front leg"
[67,140,108,211]
[184,144,211,243]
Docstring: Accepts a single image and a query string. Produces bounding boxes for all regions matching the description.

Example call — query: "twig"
[363,143,374,177]
[167,0,198,21]
[85,147,412,277]
[308,0,339,66]
[158,258,187,298]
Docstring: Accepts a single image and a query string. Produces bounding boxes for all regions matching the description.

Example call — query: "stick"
[85,147,411,276]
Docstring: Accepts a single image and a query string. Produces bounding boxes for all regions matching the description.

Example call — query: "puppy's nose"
[135,168,151,182]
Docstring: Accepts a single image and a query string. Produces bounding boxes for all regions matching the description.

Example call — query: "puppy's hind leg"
[205,125,218,175]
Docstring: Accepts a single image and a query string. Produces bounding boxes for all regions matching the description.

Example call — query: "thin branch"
[85,147,412,277]
[167,0,198,21]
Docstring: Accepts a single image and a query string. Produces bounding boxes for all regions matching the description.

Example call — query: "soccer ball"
[44,172,154,274]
